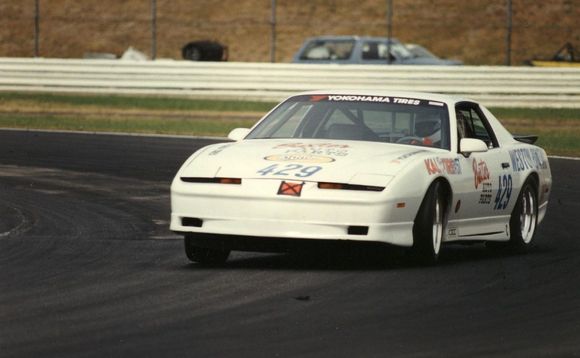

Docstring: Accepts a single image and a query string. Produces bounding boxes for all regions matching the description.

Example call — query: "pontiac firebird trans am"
[171,91,552,265]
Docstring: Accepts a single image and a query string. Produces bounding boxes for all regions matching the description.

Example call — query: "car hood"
[180,139,439,186]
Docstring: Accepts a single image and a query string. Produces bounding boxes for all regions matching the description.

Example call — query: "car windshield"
[299,39,356,60]
[405,44,438,59]
[388,43,414,60]
[247,95,450,149]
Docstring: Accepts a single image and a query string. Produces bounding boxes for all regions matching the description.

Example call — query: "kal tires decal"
[425,157,462,175]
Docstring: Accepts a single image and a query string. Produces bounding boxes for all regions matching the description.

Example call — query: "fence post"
[34,0,40,57]
[386,0,393,64]
[505,0,512,66]
[151,0,157,60]
[270,0,277,63]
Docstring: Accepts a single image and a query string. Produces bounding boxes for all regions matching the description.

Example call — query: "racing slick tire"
[184,235,230,265]
[508,179,538,252]
[411,181,448,265]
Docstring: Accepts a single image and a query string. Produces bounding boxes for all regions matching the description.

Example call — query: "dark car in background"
[182,40,228,61]
[292,36,461,65]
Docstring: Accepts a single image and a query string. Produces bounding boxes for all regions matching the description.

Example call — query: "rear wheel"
[411,181,447,265]
[184,235,230,265]
[508,179,538,251]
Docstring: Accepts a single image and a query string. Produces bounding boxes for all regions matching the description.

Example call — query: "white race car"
[171,91,552,264]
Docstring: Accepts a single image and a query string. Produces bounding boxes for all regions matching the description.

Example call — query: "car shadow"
[178,242,551,271]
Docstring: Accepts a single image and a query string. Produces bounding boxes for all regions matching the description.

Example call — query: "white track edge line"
[0,127,227,141]
[1,127,579,160]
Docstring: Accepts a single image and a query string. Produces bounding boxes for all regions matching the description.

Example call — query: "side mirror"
[227,128,250,141]
[460,138,488,157]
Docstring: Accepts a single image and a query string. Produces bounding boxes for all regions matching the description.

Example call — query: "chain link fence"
[1,0,578,65]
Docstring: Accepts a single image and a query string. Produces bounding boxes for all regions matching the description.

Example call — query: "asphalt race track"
[1,129,580,357]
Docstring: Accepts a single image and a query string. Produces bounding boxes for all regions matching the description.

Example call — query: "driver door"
[451,103,513,237]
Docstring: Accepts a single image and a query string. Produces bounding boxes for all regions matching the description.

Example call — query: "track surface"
[1,129,579,357]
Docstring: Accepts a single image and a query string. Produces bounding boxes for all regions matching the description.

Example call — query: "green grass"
[0,92,277,112]
[0,115,257,137]
[490,107,580,121]
[0,92,578,156]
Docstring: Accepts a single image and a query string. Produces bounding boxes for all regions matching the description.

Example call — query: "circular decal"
[264,154,335,163]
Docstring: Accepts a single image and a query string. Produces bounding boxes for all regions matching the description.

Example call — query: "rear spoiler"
[513,135,538,144]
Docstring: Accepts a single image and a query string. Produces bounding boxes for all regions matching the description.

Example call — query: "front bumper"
[170,178,416,249]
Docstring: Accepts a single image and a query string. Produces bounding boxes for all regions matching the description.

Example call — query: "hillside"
[0,0,578,65]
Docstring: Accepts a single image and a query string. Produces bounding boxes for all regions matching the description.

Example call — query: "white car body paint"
[170,90,552,249]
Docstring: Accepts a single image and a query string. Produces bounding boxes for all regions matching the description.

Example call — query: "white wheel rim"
[432,194,443,255]
[520,188,537,244]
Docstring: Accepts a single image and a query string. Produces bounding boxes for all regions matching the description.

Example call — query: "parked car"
[182,40,228,61]
[292,36,461,65]
[405,43,463,65]
[527,42,579,68]
[171,90,552,265]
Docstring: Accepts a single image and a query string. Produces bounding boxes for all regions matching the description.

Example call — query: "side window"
[300,40,355,60]
[456,106,498,148]
[362,42,395,61]
[362,42,381,60]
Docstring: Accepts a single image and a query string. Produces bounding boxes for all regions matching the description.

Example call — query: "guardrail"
[0,58,579,108]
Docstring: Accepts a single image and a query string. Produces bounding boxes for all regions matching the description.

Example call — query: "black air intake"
[182,217,203,227]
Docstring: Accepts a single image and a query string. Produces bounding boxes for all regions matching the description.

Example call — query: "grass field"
[1,92,578,156]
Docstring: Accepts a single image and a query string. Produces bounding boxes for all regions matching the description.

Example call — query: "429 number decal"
[257,164,322,178]
[494,174,512,210]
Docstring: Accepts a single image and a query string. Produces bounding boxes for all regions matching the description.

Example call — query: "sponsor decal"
[264,154,335,163]
[278,181,304,197]
[478,182,493,204]
[274,143,350,149]
[393,98,421,105]
[493,174,513,210]
[473,158,490,189]
[208,144,233,156]
[509,148,548,172]
[310,95,328,102]
[327,95,392,103]
[424,157,462,175]
[313,95,423,106]
[391,150,426,164]
[455,200,461,213]
[274,143,350,157]
[428,101,444,107]
[447,227,458,238]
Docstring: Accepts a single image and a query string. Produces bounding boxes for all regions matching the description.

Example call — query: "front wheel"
[508,180,538,251]
[411,181,447,265]
[184,235,230,265]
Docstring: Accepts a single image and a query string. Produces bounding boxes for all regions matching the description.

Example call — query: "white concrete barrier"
[0,58,579,107]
